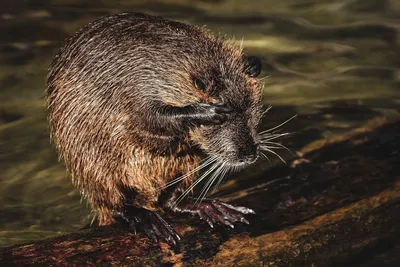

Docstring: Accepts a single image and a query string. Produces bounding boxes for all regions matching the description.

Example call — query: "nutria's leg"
[114,206,180,245]
[157,102,232,126]
[162,187,255,228]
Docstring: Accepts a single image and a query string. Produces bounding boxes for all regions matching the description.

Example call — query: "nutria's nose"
[237,142,259,164]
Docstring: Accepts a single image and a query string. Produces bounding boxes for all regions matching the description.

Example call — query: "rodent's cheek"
[188,127,205,146]
[188,127,214,153]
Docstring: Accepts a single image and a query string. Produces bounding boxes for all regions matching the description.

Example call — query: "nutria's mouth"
[228,155,259,169]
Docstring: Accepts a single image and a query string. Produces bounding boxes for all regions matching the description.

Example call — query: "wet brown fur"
[46,13,262,225]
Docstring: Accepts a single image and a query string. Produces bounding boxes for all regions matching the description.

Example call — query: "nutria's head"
[136,29,264,169]
[187,50,263,170]
[105,21,265,169]
[149,32,264,169]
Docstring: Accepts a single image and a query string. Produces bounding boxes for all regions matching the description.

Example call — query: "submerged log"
[1,116,400,266]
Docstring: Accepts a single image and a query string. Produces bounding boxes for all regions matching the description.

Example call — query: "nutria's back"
[46,12,264,243]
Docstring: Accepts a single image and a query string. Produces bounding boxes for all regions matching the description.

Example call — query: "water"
[0,0,399,248]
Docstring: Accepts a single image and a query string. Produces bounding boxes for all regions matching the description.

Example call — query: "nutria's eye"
[243,55,262,78]
[193,78,207,92]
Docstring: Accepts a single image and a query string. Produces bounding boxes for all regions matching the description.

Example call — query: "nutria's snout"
[225,138,260,168]
[200,108,260,168]
[236,142,260,164]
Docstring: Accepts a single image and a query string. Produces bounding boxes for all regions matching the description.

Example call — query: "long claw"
[241,217,250,225]
[199,211,214,228]
[218,202,256,214]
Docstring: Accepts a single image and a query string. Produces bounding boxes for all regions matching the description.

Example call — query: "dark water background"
[0,0,399,247]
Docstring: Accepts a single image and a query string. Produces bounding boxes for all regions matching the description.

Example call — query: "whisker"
[258,75,270,82]
[260,151,270,163]
[173,160,220,207]
[195,163,222,203]
[260,132,290,140]
[162,156,216,189]
[261,105,272,118]
[213,163,229,193]
[260,145,284,149]
[261,141,293,154]
[260,146,287,164]
[259,115,297,134]
[195,162,224,205]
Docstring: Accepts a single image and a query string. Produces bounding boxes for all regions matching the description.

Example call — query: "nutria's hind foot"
[172,198,255,228]
[114,207,180,245]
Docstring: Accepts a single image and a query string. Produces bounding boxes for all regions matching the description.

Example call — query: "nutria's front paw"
[174,198,255,228]
[115,208,180,245]
[193,103,231,125]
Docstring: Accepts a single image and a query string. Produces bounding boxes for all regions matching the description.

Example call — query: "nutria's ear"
[242,55,262,78]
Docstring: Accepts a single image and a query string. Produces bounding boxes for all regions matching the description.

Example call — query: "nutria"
[46,12,271,244]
